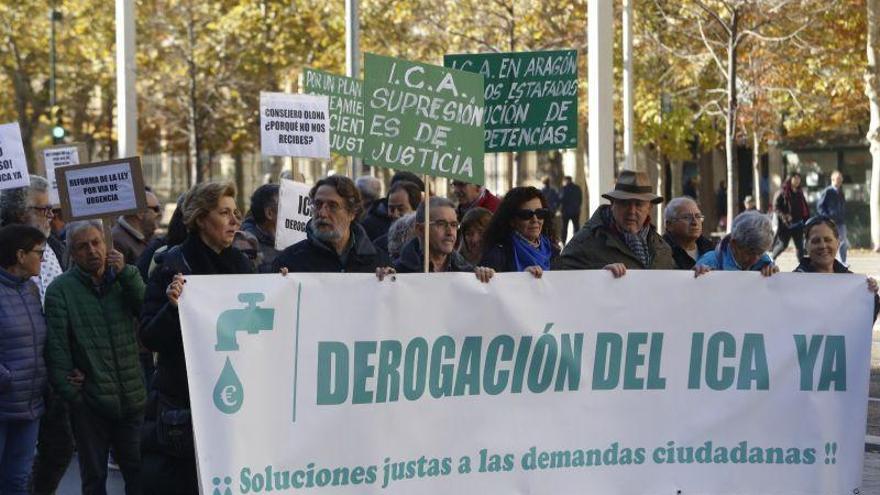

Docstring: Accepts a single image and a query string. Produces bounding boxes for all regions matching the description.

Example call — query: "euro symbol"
[222,385,238,407]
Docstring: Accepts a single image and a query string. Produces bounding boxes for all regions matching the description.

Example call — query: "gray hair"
[355,176,382,203]
[730,210,773,253]
[387,212,417,259]
[664,196,698,224]
[0,175,50,226]
[66,219,104,244]
[415,196,455,223]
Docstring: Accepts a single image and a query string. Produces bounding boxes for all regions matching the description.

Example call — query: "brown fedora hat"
[601,170,663,204]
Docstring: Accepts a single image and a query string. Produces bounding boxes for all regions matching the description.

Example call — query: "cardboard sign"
[363,53,485,184]
[260,92,331,159]
[444,50,579,152]
[275,179,312,251]
[303,68,365,158]
[56,157,146,221]
[39,143,86,205]
[0,122,30,191]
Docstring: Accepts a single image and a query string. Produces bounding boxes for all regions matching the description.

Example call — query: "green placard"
[444,49,578,153]
[363,53,485,184]
[303,68,364,158]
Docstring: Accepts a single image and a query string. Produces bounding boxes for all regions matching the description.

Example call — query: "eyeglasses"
[672,214,705,223]
[312,200,343,214]
[22,247,45,261]
[429,220,460,230]
[28,206,54,217]
[514,208,552,221]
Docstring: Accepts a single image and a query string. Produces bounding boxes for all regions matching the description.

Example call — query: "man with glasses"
[663,197,715,269]
[393,197,494,283]
[273,175,391,273]
[112,188,161,265]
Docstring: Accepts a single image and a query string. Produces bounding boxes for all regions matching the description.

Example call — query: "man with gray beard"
[272,175,391,273]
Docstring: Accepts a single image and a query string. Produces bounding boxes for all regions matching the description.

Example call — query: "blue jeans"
[0,418,40,495]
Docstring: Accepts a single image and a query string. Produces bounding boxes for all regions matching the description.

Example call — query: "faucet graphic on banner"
[212,293,275,415]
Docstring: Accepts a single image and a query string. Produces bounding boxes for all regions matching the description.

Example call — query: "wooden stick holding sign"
[56,157,147,251]
[424,175,430,273]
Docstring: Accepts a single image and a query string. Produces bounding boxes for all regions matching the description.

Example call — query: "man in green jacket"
[45,219,146,495]
[553,170,676,275]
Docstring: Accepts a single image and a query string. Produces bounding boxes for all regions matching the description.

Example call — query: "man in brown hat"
[552,170,675,274]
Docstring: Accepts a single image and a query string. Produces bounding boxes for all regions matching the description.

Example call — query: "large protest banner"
[0,122,30,190]
[303,68,364,158]
[444,50,578,152]
[179,271,872,495]
[38,143,86,205]
[363,53,485,184]
[260,92,331,159]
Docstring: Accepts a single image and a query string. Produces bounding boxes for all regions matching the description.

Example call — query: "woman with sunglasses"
[480,186,560,276]
[795,216,879,320]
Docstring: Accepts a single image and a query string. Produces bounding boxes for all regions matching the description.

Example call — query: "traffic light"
[50,105,65,142]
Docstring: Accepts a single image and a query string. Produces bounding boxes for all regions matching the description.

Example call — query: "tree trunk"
[725,10,740,233]
[752,131,763,211]
[234,151,245,211]
[186,6,201,186]
[867,0,880,251]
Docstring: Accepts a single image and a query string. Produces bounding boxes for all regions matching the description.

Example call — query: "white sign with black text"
[275,178,312,251]
[260,92,331,159]
[62,162,139,219]
[0,122,30,191]
[43,146,81,205]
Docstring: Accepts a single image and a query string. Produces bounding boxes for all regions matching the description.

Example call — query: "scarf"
[181,234,251,275]
[602,207,652,267]
[511,232,553,271]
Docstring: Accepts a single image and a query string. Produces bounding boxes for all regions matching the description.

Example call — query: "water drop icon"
[213,357,244,414]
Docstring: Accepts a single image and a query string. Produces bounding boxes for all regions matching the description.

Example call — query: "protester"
[50,206,66,244]
[241,183,280,272]
[233,230,262,271]
[541,176,561,213]
[743,195,757,211]
[663,197,715,270]
[695,210,778,276]
[559,175,583,244]
[113,189,161,265]
[385,213,417,262]
[458,207,492,266]
[394,197,494,282]
[0,225,49,495]
[817,170,848,264]
[553,171,674,275]
[715,180,727,231]
[481,187,559,275]
[361,172,425,240]
[355,175,382,214]
[372,180,422,255]
[451,179,500,219]
[140,181,253,494]
[138,195,188,281]
[794,216,878,320]
[273,176,390,273]
[44,219,146,495]
[771,172,810,262]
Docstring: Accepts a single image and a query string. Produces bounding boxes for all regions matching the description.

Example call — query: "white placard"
[179,271,874,495]
[260,92,331,159]
[0,122,30,191]
[63,162,138,218]
[275,178,312,250]
[43,146,81,205]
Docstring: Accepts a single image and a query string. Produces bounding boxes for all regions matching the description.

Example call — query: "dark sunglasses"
[514,208,552,221]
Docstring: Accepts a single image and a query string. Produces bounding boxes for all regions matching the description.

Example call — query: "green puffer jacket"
[553,205,676,270]
[45,264,146,419]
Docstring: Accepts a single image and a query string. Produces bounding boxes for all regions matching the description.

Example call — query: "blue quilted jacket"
[0,267,47,421]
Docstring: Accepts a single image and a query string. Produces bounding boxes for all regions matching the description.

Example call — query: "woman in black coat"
[480,186,560,275]
[139,181,253,495]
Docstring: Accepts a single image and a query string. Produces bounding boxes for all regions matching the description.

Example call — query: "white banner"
[42,145,81,205]
[261,92,330,159]
[275,179,311,251]
[179,271,873,495]
[0,122,30,191]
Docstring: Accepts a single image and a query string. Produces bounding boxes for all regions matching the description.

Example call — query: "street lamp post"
[50,4,64,144]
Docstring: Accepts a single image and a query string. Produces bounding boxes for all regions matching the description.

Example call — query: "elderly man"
[361,171,425,240]
[817,170,848,264]
[663,197,715,269]
[241,183,281,272]
[355,175,383,214]
[695,210,778,276]
[44,220,146,495]
[451,180,500,219]
[112,188,161,265]
[393,197,493,282]
[553,171,675,275]
[273,176,390,273]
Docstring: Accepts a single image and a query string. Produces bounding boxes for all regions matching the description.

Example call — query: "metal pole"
[622,0,635,171]
[588,0,615,215]
[50,5,60,144]
[345,0,361,178]
[115,0,137,159]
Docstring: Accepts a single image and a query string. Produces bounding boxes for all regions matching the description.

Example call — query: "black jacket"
[139,235,254,406]
[272,222,389,273]
[560,183,583,216]
[394,238,473,273]
[795,259,880,321]
[480,240,560,273]
[360,199,393,241]
[662,234,716,270]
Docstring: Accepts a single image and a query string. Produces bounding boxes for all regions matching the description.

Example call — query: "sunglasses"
[514,208,552,221]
